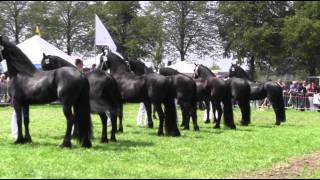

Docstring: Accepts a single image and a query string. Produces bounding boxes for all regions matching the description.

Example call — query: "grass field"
[0,104,320,178]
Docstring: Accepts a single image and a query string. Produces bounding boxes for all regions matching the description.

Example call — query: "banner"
[95,15,117,53]
[313,93,320,105]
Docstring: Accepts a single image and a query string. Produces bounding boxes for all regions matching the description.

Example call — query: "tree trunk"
[249,56,255,81]
[308,66,316,76]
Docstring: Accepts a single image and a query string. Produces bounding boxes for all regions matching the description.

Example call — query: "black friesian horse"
[0,36,92,148]
[158,67,199,131]
[229,64,286,125]
[41,54,121,143]
[100,50,180,136]
[194,65,236,129]
[127,61,199,131]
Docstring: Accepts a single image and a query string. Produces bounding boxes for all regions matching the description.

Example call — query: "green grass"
[0,104,320,178]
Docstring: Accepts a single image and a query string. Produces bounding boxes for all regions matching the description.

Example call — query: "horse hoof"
[240,120,250,126]
[194,126,200,131]
[275,122,281,126]
[167,131,181,137]
[157,131,164,136]
[183,127,190,130]
[213,125,220,129]
[59,141,72,148]
[101,138,108,144]
[24,136,32,143]
[14,138,25,145]
[180,123,185,127]
[82,141,92,148]
[148,123,154,129]
[204,120,210,124]
[110,138,117,143]
[117,129,123,133]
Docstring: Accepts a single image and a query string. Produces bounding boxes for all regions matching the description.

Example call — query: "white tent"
[168,61,196,75]
[84,54,101,68]
[17,35,75,67]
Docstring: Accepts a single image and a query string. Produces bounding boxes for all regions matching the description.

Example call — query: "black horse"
[41,54,121,143]
[100,50,180,136]
[194,65,236,129]
[229,64,286,125]
[0,36,92,148]
[128,61,199,131]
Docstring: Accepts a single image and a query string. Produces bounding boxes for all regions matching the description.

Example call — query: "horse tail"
[74,77,93,148]
[266,83,286,125]
[223,81,236,129]
[164,80,180,136]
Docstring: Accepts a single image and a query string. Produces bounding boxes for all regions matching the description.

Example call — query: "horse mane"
[231,65,252,81]
[107,51,130,72]
[198,65,216,77]
[50,55,75,68]
[1,38,36,75]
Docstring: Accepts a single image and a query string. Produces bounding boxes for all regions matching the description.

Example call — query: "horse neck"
[4,48,37,76]
[108,59,130,75]
[129,60,146,75]
[198,67,215,79]
[235,67,253,81]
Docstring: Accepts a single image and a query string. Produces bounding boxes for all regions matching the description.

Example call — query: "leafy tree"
[0,1,31,44]
[216,1,293,80]
[282,1,320,76]
[149,1,217,62]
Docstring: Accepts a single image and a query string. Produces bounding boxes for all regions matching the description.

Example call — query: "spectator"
[91,64,97,72]
[75,59,84,72]
[0,74,8,103]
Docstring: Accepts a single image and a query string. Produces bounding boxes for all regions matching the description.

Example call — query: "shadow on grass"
[92,139,155,151]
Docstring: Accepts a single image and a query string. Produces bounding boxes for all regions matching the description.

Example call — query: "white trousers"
[11,111,18,139]
[137,103,148,126]
[203,102,214,121]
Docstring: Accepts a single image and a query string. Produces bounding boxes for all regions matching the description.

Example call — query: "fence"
[251,94,320,111]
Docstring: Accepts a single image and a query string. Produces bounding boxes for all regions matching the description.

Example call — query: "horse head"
[42,53,51,65]
[229,64,237,77]
[193,64,200,79]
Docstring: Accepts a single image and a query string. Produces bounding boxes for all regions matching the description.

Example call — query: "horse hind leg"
[109,110,117,142]
[155,103,165,136]
[213,101,222,129]
[144,101,153,128]
[204,101,211,124]
[98,112,108,143]
[191,103,200,131]
[23,104,32,143]
[117,104,124,133]
[239,100,251,126]
[60,104,74,148]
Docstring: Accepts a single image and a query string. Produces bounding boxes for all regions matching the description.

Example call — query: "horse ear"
[43,53,46,58]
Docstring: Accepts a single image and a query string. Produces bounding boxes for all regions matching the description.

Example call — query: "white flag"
[95,15,117,53]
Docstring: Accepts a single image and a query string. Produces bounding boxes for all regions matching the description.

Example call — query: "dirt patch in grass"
[233,151,320,179]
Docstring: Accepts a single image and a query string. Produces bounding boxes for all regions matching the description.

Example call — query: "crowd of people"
[277,79,319,111]
[0,73,9,103]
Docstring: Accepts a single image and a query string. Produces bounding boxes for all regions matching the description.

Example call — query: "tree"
[150,1,217,62]
[282,1,320,76]
[0,1,31,44]
[216,1,293,80]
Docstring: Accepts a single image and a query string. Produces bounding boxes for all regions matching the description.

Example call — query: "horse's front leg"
[23,104,32,143]
[13,101,24,144]
[60,105,73,148]
[154,103,165,136]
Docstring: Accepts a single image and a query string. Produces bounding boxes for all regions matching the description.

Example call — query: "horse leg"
[191,103,200,131]
[22,104,32,143]
[60,105,73,148]
[153,105,158,120]
[13,102,25,144]
[212,101,218,124]
[155,103,165,136]
[110,110,117,142]
[144,101,153,128]
[213,101,222,129]
[118,103,124,133]
[204,101,211,124]
[181,104,190,130]
[268,93,286,125]
[239,99,251,126]
[98,112,108,143]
